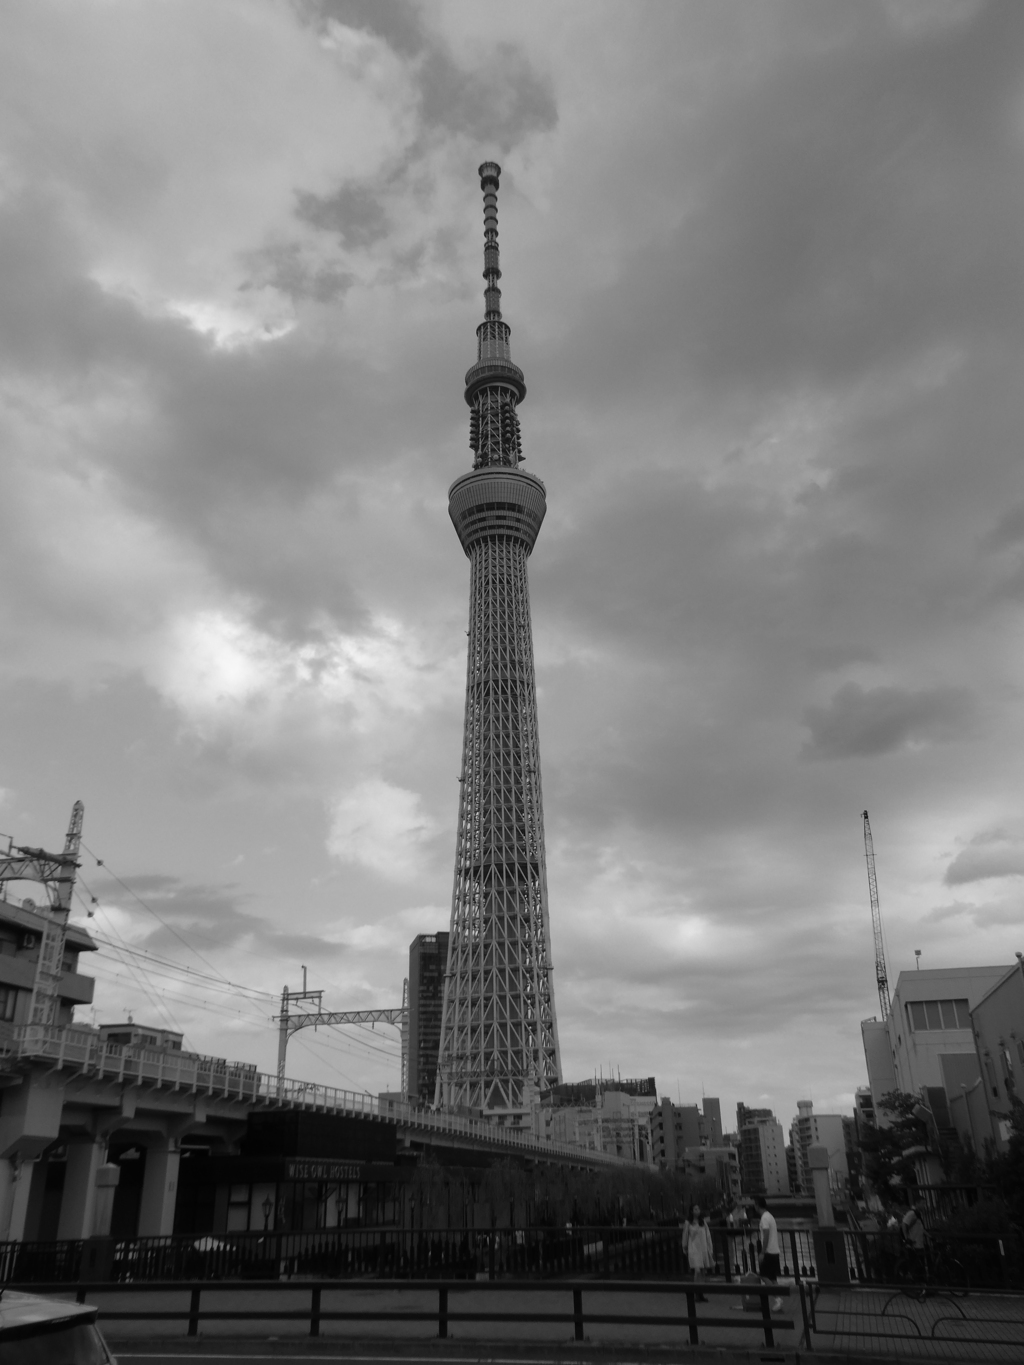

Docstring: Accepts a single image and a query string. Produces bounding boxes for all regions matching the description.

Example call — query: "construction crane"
[0,801,84,1030]
[862,809,891,1020]
[276,968,409,1098]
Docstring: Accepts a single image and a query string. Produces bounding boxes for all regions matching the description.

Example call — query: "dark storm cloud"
[802,682,974,758]
[242,241,354,302]
[301,0,557,148]
[91,873,347,960]
[295,183,391,250]
[552,1,1024,403]
[417,41,557,150]
[299,0,427,57]
[989,501,1024,550]
[944,831,1024,885]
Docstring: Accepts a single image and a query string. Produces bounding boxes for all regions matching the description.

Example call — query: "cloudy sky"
[2,0,1023,1134]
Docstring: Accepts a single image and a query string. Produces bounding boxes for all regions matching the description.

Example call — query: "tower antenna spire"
[465,163,526,470]
[480,160,503,321]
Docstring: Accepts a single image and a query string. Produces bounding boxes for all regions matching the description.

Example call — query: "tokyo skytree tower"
[435,163,562,1118]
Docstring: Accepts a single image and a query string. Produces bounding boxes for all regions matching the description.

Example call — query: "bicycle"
[890,1237,969,1300]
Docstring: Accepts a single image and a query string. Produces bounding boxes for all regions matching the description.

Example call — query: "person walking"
[754,1195,783,1314]
[681,1203,715,1301]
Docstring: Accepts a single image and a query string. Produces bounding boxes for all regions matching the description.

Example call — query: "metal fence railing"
[716,1225,1024,1292]
[17,1278,798,1350]
[2,1226,697,1285]
[4,1223,1021,1291]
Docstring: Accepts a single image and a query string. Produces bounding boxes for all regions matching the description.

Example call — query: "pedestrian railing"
[805,1281,1024,1354]
[714,1225,1024,1292]
[2,1225,697,1285]
[5,1223,1020,1292]
[20,1278,797,1350]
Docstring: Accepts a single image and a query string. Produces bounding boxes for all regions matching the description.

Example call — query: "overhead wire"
[74,888,189,1043]
[72,851,402,1086]
[76,857,275,1033]
[85,934,276,1002]
[291,1031,377,1091]
[81,842,240,986]
[78,901,395,1061]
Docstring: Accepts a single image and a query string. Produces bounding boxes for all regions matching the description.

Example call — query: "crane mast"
[862,809,891,1020]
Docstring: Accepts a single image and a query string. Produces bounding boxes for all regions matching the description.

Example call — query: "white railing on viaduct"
[0,1023,627,1167]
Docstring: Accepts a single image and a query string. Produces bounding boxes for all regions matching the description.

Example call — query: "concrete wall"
[970,962,1024,1154]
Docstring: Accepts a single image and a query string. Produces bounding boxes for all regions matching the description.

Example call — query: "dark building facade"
[407,932,449,1107]
[174,1111,407,1235]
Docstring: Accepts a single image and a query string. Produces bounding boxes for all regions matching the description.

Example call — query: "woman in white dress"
[681,1202,715,1301]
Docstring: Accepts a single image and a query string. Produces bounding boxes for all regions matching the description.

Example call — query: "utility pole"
[275,976,409,1098]
[0,802,84,1034]
[862,810,891,1020]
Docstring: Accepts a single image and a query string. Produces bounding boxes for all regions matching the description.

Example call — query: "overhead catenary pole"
[0,801,84,1032]
[862,809,891,1020]
[275,980,407,1095]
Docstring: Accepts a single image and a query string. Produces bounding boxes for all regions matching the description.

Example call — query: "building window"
[907,999,970,1031]
[226,1184,250,1232]
[984,1057,999,1098]
[0,987,16,1022]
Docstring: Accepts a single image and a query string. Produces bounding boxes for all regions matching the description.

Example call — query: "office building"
[407,933,449,1107]
[650,1097,723,1169]
[736,1104,790,1197]
[861,964,1011,1126]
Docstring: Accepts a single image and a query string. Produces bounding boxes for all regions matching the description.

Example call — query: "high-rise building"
[407,932,449,1106]
[789,1100,849,1194]
[650,1097,723,1168]
[435,164,561,1119]
[736,1104,790,1197]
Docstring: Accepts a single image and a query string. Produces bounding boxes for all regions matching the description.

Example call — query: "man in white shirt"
[754,1195,784,1314]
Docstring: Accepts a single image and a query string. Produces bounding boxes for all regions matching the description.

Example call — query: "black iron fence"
[2,1223,1021,1290]
[15,1277,798,1350]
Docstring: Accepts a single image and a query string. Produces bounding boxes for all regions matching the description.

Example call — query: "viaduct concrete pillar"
[808,1144,834,1227]
[92,1163,120,1237]
[0,1157,38,1242]
[57,1139,106,1240]
[138,1138,181,1237]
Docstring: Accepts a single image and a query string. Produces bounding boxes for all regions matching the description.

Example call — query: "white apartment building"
[739,1114,790,1197]
[789,1100,849,1193]
[862,965,1009,1124]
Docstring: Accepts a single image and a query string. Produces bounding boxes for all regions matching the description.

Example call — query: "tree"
[860,1091,928,1200]
[985,1102,1024,1229]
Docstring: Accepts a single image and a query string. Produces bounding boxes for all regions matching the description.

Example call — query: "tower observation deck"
[435,163,562,1119]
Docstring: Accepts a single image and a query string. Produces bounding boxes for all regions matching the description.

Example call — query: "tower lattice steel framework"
[435,162,562,1118]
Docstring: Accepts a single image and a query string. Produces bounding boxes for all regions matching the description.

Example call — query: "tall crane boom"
[862,809,891,1020]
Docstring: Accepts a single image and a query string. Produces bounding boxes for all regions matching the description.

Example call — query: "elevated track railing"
[0,1023,626,1164]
